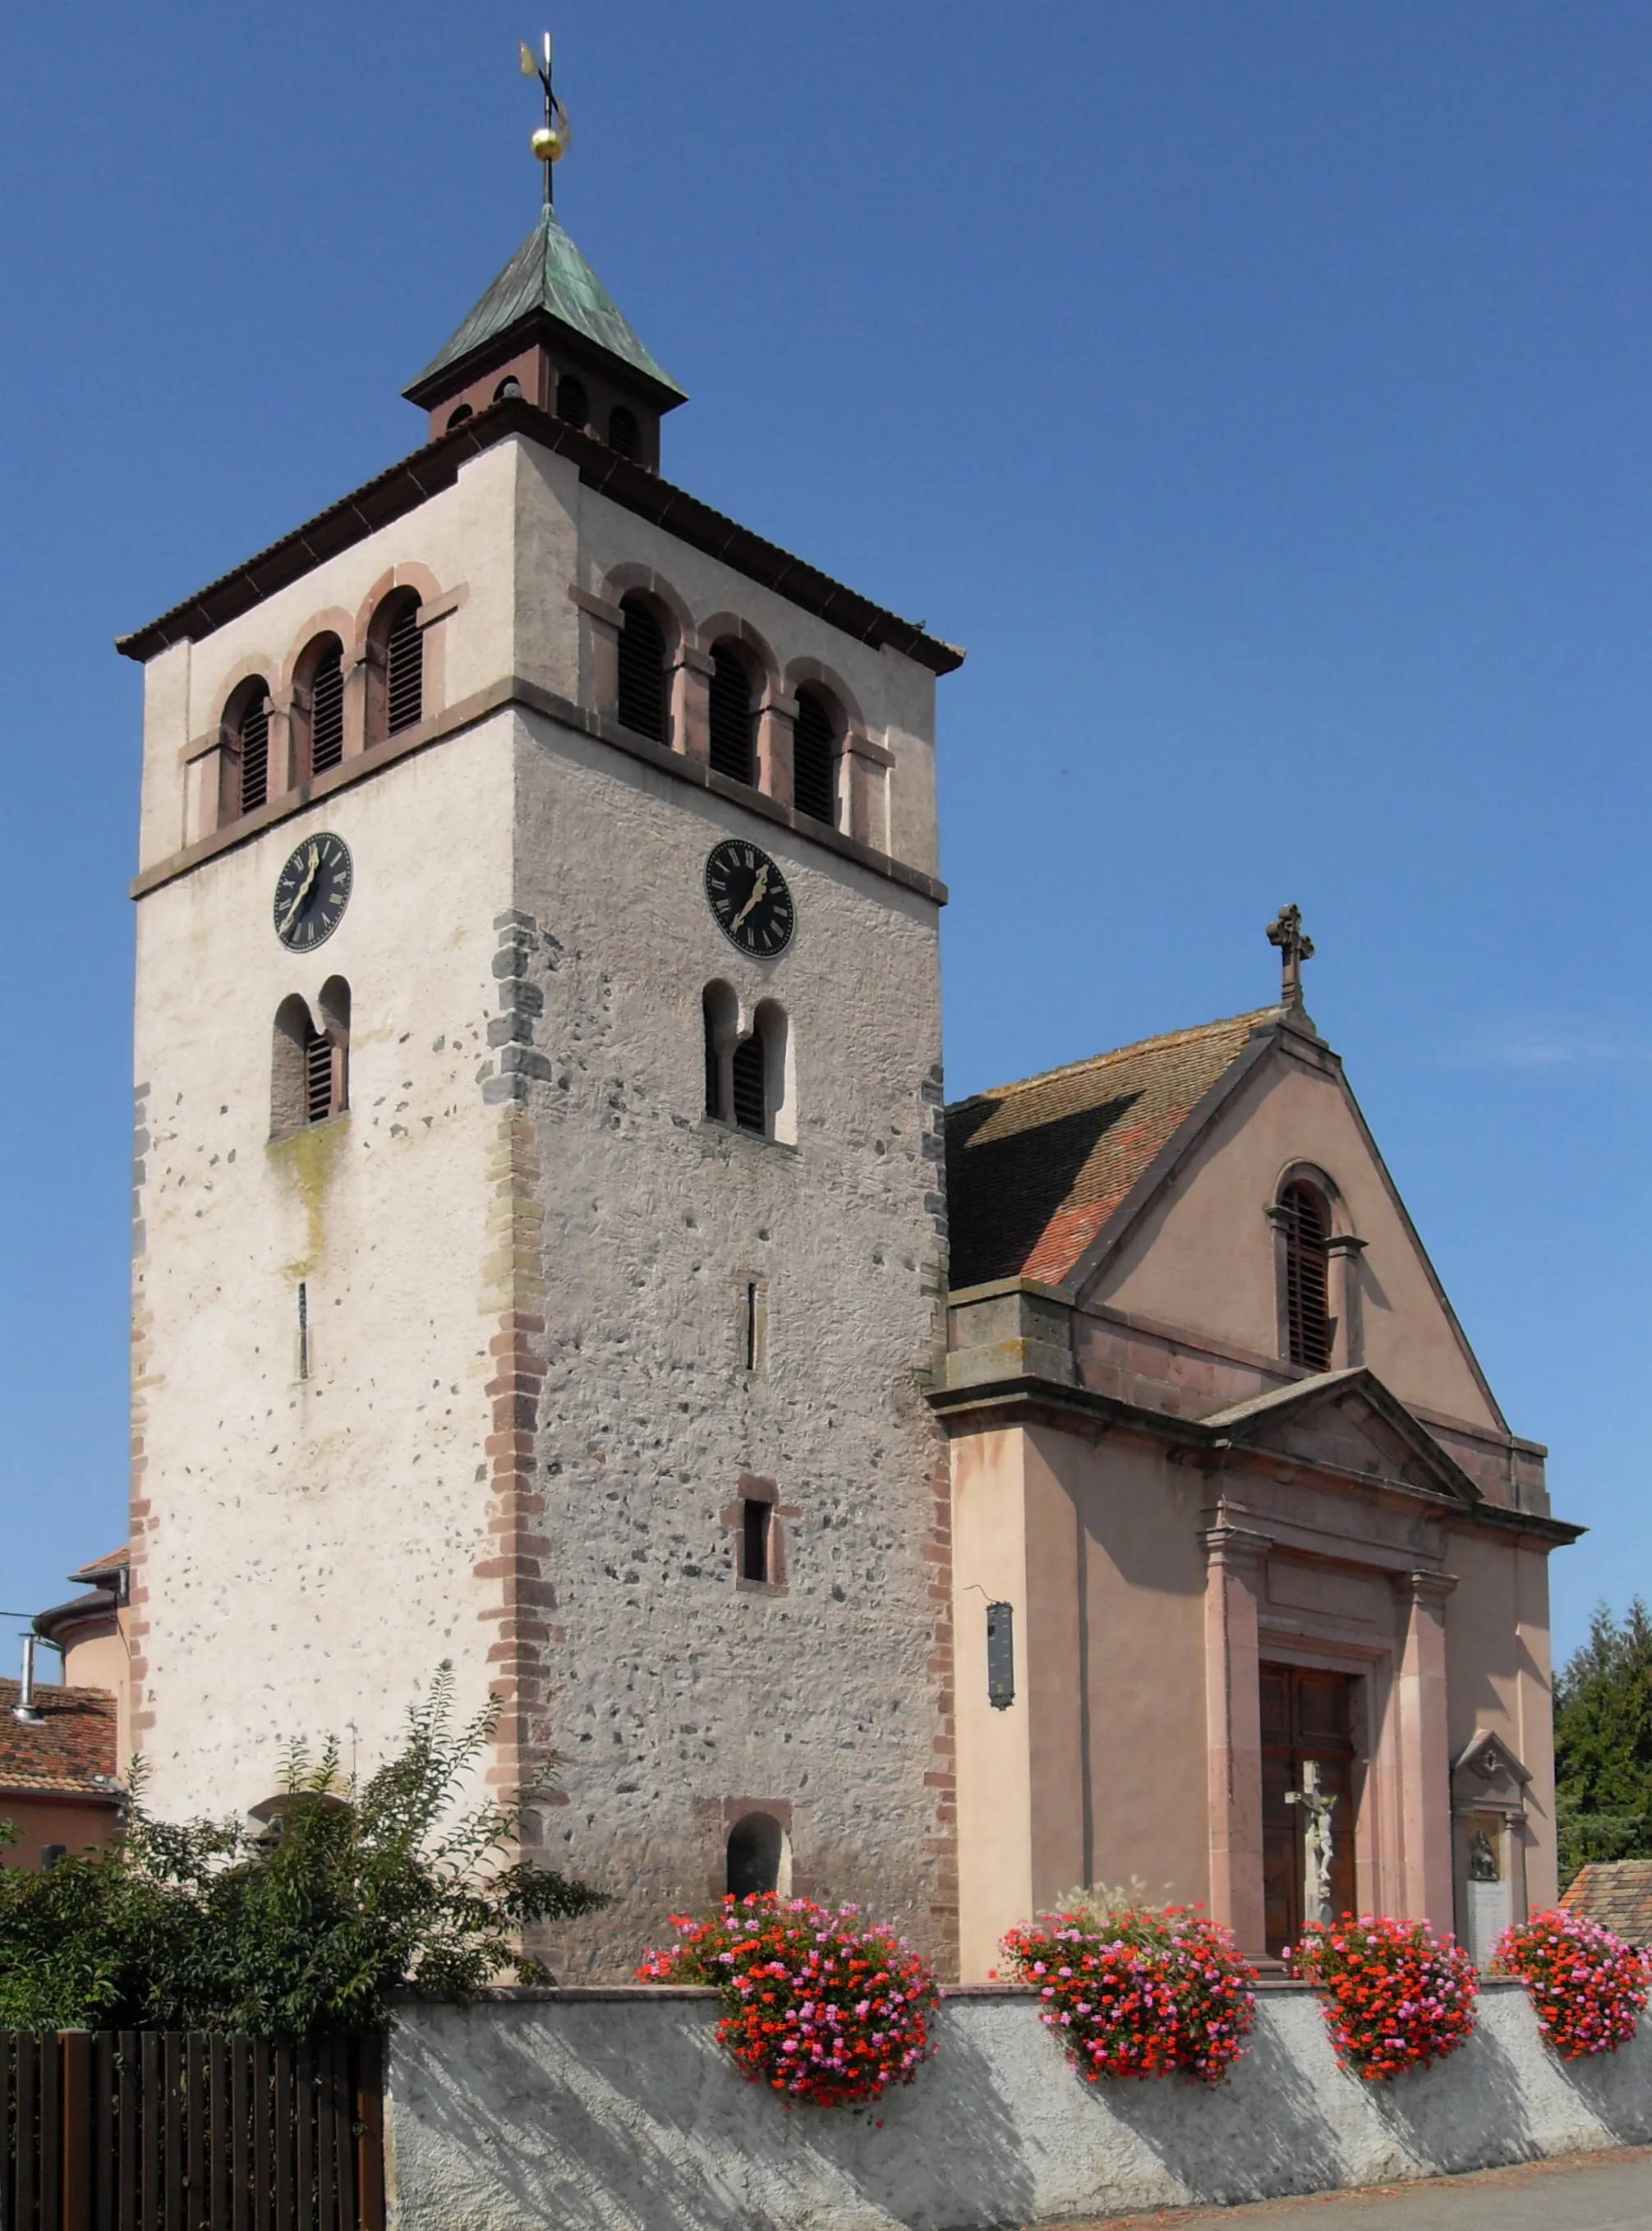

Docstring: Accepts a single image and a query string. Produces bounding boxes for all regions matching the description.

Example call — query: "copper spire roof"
[404,206,686,407]
[946,1008,1282,1289]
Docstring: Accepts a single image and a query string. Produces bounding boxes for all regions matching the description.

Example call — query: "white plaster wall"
[132,720,515,1816]
[386,1984,1652,2231]
[508,709,949,1969]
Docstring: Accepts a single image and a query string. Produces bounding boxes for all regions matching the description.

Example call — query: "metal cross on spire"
[1266,904,1315,1013]
[518,32,572,208]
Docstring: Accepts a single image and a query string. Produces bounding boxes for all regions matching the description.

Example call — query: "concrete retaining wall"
[386,1983,1652,2231]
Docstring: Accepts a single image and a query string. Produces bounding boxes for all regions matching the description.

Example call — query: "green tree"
[1553,1598,1652,1886]
[0,1667,604,2034]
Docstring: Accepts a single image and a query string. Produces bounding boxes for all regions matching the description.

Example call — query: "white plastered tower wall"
[128,428,958,1966]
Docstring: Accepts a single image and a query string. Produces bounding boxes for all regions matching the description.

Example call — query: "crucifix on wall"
[1286,1758,1337,1928]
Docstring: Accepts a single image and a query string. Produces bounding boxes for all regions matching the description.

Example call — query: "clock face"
[705,840,794,958]
[273,833,352,951]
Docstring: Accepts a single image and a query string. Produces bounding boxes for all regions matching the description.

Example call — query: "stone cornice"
[115,398,965,678]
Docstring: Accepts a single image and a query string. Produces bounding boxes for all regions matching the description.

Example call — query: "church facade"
[109,175,1576,1980]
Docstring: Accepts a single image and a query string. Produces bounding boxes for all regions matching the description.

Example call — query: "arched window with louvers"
[556,374,588,428]
[616,595,669,743]
[706,640,756,785]
[271,980,350,1139]
[295,633,346,781]
[1277,1178,1332,1370]
[791,684,841,828]
[220,677,274,826]
[608,406,640,460]
[367,590,424,745]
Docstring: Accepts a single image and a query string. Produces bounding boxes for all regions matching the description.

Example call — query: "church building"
[94,85,1576,1981]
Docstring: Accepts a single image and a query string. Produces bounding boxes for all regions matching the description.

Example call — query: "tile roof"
[406,206,686,403]
[1560,1861,1652,1945]
[71,1545,129,1581]
[946,1008,1280,1290]
[0,1681,118,1799]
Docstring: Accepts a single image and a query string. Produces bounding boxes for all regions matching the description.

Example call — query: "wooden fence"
[0,2031,384,2231]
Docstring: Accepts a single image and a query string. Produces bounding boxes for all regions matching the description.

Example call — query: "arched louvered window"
[306,637,345,777]
[730,1027,766,1134]
[707,643,754,784]
[385,598,423,736]
[556,375,588,427]
[616,596,667,742]
[272,981,348,1138]
[223,681,272,824]
[792,686,839,826]
[1279,1181,1332,1370]
[608,406,640,460]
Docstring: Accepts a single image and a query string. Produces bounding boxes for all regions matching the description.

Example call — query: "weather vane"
[518,32,572,208]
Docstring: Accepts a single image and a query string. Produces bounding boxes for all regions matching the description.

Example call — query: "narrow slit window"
[1280,1181,1332,1369]
[297,1281,310,1382]
[707,644,754,784]
[311,643,344,773]
[743,1281,759,1372]
[740,1499,771,1583]
[385,601,423,734]
[616,596,667,741]
[792,688,837,826]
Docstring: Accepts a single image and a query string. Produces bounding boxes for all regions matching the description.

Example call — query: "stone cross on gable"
[1266,904,1314,1013]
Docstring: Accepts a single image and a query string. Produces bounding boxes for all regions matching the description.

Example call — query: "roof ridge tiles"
[948,1005,1283,1115]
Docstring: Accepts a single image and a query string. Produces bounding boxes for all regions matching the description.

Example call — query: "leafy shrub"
[1493,1909,1650,2058]
[1285,1915,1478,2079]
[637,1893,939,2109]
[0,1668,603,2035]
[1001,1890,1257,2085]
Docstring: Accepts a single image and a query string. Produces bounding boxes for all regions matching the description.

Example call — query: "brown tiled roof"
[0,1681,118,1799]
[946,1009,1279,1290]
[1560,1861,1652,1945]
[71,1545,129,1582]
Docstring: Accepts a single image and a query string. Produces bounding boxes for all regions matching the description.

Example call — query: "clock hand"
[277,848,321,936]
[729,863,770,934]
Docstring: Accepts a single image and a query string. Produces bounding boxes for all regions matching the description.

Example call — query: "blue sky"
[1,3,1648,1665]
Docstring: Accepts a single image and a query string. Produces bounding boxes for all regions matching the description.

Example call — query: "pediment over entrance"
[1201,1368,1482,1506]
[1452,1729,1531,1817]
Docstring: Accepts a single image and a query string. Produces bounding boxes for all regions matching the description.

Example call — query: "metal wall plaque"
[986,1602,1015,1709]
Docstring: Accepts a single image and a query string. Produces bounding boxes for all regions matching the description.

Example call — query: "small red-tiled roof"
[71,1545,129,1582]
[1560,1861,1652,1946]
[946,1009,1280,1290]
[0,1681,118,1799]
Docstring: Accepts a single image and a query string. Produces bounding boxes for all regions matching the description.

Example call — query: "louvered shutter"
[608,407,640,459]
[305,1027,334,1125]
[386,602,423,735]
[616,598,667,740]
[311,644,345,773]
[730,1033,766,1133]
[707,646,753,784]
[238,692,270,816]
[556,375,588,427]
[792,689,836,825]
[1281,1183,1332,1369]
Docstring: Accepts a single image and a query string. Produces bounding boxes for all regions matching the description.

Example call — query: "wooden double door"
[1261,1663,1358,1956]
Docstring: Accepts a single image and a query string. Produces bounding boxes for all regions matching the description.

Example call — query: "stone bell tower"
[119,48,964,1972]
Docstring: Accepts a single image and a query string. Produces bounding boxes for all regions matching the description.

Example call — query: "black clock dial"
[273,833,352,951]
[705,840,794,957]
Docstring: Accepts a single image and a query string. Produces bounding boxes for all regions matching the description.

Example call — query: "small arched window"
[369,591,423,743]
[616,596,667,742]
[556,375,588,428]
[707,642,754,784]
[1279,1180,1332,1370]
[271,980,348,1137]
[725,1813,788,1899]
[296,634,345,780]
[608,406,640,459]
[494,376,522,402]
[446,403,474,430]
[792,685,840,826]
[222,678,273,825]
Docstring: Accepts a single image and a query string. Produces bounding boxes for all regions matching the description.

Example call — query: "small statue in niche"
[1469,1827,1500,1882]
